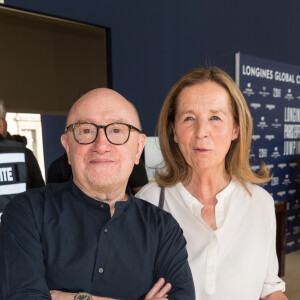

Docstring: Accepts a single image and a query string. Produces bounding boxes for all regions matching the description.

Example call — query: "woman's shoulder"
[248,181,272,196]
[137,181,161,193]
[241,181,275,207]
[135,181,161,206]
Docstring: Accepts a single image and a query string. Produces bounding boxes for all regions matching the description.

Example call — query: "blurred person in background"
[11,133,45,189]
[0,100,44,216]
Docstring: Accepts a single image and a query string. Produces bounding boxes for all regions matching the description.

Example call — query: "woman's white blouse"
[136,180,285,300]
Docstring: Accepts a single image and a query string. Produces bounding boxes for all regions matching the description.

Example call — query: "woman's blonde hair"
[155,67,271,193]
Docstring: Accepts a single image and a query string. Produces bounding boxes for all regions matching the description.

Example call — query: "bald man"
[0,89,195,300]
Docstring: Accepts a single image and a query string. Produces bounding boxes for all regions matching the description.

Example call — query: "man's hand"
[144,278,172,300]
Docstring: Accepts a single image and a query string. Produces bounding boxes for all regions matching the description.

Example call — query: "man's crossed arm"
[50,278,171,300]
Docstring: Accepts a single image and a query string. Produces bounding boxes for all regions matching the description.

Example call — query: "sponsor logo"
[293,226,300,235]
[293,200,300,210]
[282,174,291,185]
[265,135,275,141]
[271,118,282,128]
[249,150,255,159]
[250,165,260,171]
[271,147,281,159]
[284,88,294,101]
[252,135,261,141]
[277,191,286,197]
[289,162,298,168]
[294,175,300,183]
[259,86,270,97]
[288,189,296,195]
[243,83,255,96]
[266,104,275,110]
[287,241,295,247]
[258,148,268,158]
[271,177,279,186]
[273,88,281,98]
[250,103,261,109]
[257,116,268,129]
[278,163,287,169]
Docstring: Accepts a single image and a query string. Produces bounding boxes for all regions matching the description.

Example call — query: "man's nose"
[92,128,111,153]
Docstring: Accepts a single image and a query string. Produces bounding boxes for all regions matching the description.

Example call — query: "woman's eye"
[210,116,221,121]
[183,116,194,122]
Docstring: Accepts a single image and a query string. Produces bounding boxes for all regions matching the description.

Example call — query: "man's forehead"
[68,99,138,125]
[66,88,141,127]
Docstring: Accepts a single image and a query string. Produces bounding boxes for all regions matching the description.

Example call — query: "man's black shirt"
[0,181,194,299]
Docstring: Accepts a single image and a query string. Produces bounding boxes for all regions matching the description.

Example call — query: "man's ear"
[61,134,71,164]
[134,133,146,165]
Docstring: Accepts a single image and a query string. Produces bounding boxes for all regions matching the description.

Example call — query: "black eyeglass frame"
[65,122,142,145]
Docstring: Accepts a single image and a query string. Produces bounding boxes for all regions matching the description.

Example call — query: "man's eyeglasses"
[65,122,142,145]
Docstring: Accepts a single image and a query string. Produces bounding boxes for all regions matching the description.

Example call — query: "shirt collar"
[176,180,235,223]
[70,180,132,211]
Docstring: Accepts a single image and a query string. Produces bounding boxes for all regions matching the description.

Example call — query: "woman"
[137,67,287,299]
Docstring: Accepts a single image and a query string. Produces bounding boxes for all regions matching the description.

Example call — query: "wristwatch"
[74,292,93,300]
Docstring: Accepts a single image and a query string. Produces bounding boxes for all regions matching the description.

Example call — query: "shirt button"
[98,267,104,274]
[100,204,104,209]
[104,228,108,233]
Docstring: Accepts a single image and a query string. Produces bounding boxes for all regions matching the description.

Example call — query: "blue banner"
[236,53,300,253]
